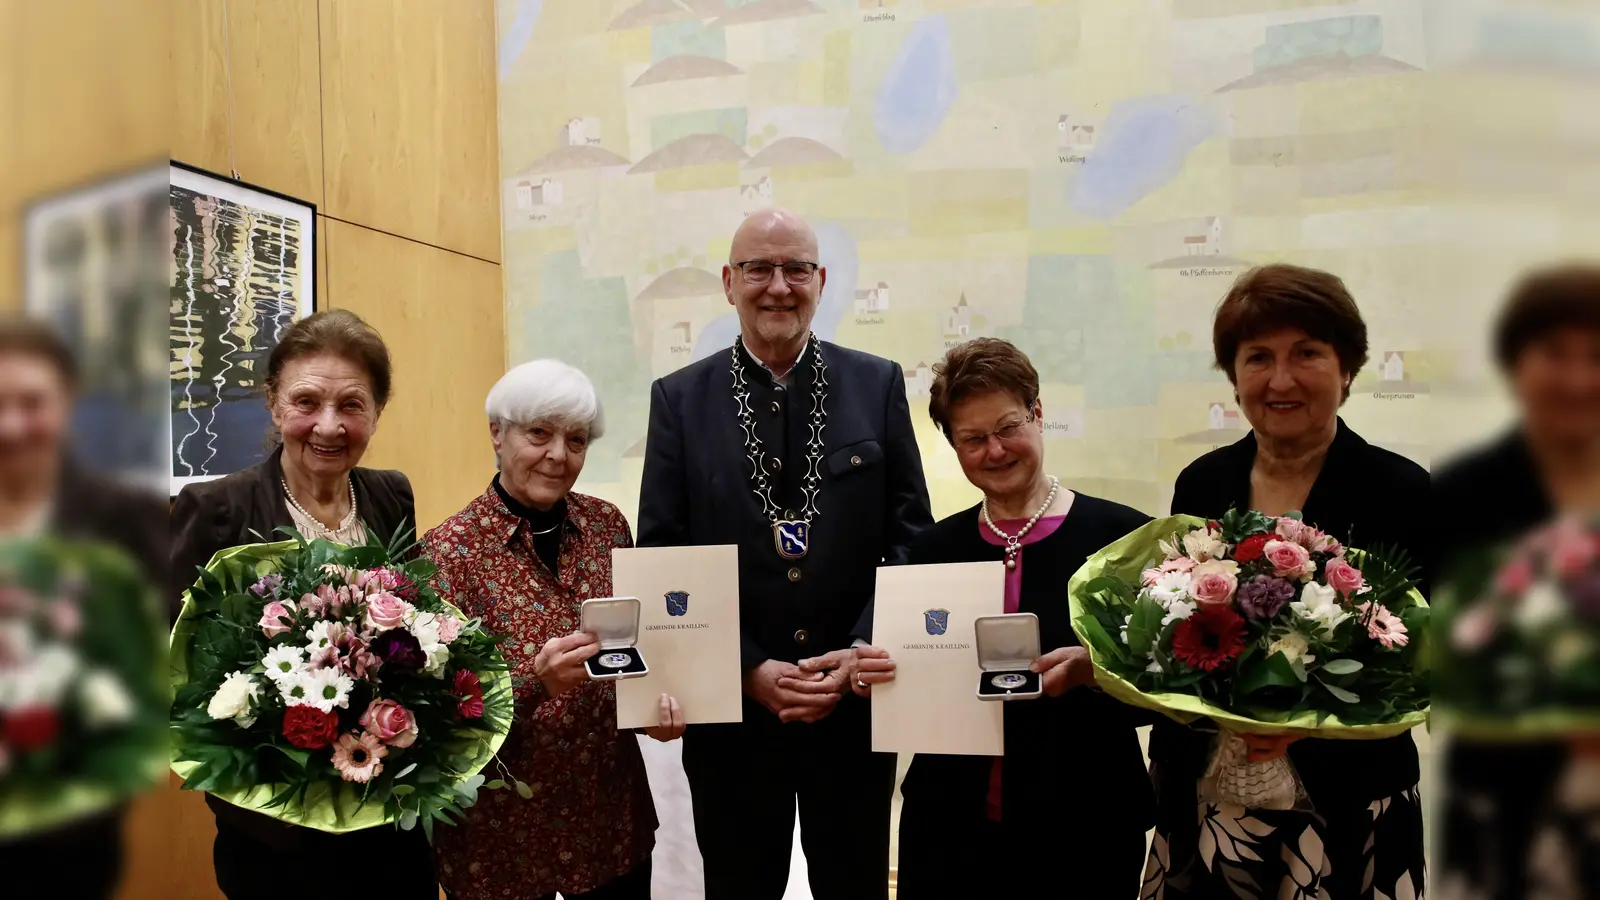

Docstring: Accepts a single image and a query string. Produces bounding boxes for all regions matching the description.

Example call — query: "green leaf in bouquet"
[392,784,416,796]
[1236,651,1301,695]
[485,779,506,791]
[1073,614,1124,665]
[1321,658,1364,675]
[406,559,441,581]
[514,779,534,799]
[399,808,419,831]
[1317,677,1360,704]
[395,763,418,780]
[1124,596,1165,660]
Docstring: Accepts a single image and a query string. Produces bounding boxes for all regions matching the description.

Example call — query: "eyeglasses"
[953,413,1036,456]
[732,260,820,286]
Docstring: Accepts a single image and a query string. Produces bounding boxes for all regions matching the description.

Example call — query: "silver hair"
[485,359,606,440]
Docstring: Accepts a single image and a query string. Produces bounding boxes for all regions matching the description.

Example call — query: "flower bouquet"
[169,527,513,838]
[1434,514,1600,739]
[0,537,168,840]
[1069,508,1429,811]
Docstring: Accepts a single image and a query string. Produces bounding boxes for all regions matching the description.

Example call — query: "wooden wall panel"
[11,0,168,206]
[319,0,501,262]
[325,220,505,531]
[171,0,324,206]
[116,775,222,900]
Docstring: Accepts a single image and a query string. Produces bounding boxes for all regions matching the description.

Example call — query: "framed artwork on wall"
[24,162,171,495]
[163,161,317,496]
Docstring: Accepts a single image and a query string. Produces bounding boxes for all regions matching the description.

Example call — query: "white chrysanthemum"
[1161,599,1197,627]
[262,645,307,683]
[1513,581,1567,634]
[1146,571,1193,607]
[1290,582,1349,637]
[0,643,82,711]
[79,669,136,729]
[305,620,339,652]
[301,666,354,713]
[207,671,260,727]
[278,673,313,706]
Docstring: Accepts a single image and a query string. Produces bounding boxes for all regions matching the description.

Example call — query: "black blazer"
[168,444,418,851]
[1150,418,1428,809]
[636,340,933,671]
[52,459,169,591]
[854,496,1157,832]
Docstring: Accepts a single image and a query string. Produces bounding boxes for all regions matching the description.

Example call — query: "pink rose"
[357,568,401,596]
[359,699,418,748]
[437,615,462,644]
[1494,556,1535,597]
[1264,540,1313,579]
[47,600,82,638]
[364,593,412,632]
[1324,558,1366,597]
[1191,569,1238,608]
[258,601,296,638]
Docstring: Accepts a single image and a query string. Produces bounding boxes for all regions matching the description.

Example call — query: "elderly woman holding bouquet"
[424,359,684,900]
[841,338,1157,898]
[169,309,437,900]
[1145,264,1429,899]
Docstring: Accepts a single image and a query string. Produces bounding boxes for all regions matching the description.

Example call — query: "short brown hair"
[927,338,1040,442]
[0,313,78,387]
[1213,264,1369,401]
[265,309,393,407]
[1493,263,1600,370]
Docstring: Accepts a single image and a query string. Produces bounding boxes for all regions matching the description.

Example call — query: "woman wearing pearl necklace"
[846,338,1157,899]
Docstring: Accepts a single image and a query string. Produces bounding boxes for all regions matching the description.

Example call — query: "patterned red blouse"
[424,487,657,899]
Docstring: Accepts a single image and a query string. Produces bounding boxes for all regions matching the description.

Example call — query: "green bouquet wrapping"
[169,527,513,837]
[1069,510,1430,810]
[0,537,168,840]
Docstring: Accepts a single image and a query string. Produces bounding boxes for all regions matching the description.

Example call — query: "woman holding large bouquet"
[170,310,436,899]
[1145,264,1429,898]
[425,360,684,900]
[843,338,1157,898]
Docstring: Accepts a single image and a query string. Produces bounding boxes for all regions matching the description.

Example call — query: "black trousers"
[442,859,652,900]
[211,802,437,900]
[0,810,124,900]
[896,794,1146,900]
[682,694,896,900]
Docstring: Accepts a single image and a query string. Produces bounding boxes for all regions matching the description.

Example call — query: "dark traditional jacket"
[1150,417,1429,808]
[853,495,1159,834]
[636,339,933,671]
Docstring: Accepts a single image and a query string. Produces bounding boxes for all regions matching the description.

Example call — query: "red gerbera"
[1171,605,1248,672]
[453,669,485,721]
[1233,533,1273,564]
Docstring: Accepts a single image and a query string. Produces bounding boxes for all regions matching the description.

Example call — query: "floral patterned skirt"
[1143,774,1426,900]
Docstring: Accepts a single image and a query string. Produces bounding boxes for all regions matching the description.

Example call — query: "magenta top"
[979,512,1068,822]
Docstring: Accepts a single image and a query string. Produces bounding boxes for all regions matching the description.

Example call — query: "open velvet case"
[974,612,1042,700]
[581,596,649,680]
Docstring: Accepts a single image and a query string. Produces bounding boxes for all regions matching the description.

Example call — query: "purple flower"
[369,628,426,673]
[1235,575,1296,621]
[1569,570,1600,622]
[249,574,284,598]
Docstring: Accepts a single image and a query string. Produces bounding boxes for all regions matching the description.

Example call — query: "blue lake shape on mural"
[873,15,958,155]
[497,0,542,80]
[1069,95,1213,220]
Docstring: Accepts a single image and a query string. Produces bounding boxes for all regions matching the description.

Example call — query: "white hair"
[485,359,605,440]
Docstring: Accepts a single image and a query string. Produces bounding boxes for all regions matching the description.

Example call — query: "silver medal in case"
[991,673,1028,690]
[599,652,632,670]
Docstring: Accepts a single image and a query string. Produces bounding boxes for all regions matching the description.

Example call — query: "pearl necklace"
[282,476,359,541]
[982,475,1060,570]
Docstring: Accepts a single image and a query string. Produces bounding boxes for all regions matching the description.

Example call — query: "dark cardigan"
[168,444,429,884]
[854,493,1158,833]
[1149,417,1429,808]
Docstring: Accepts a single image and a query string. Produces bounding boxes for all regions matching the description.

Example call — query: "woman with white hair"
[424,359,683,900]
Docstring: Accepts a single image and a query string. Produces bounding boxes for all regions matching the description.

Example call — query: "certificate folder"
[869,561,1005,756]
[610,545,744,729]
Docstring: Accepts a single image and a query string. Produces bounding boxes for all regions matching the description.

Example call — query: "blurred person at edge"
[1432,263,1600,900]
[1146,264,1429,900]
[0,313,167,900]
[169,309,437,900]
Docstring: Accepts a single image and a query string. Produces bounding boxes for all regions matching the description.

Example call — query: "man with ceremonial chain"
[638,208,932,899]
